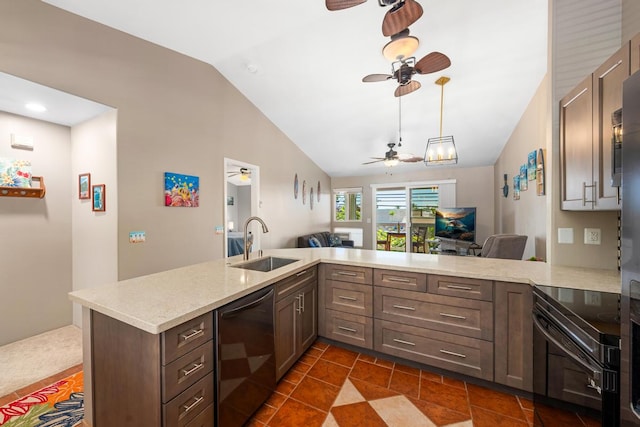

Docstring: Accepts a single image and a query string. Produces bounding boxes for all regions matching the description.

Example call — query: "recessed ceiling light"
[25,103,47,113]
[246,64,258,74]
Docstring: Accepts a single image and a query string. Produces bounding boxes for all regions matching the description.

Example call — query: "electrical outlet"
[584,228,601,245]
[584,290,602,306]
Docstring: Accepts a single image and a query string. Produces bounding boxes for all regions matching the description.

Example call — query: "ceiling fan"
[227,167,251,181]
[325,0,423,37]
[362,51,451,97]
[362,96,422,166]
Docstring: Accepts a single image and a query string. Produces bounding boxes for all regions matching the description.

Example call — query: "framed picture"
[294,173,299,199]
[92,184,106,212]
[164,172,199,207]
[78,173,91,199]
[227,196,234,206]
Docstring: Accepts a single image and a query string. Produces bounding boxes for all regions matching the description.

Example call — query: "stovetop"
[534,285,621,342]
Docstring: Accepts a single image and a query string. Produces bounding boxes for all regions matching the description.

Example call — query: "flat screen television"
[435,207,476,243]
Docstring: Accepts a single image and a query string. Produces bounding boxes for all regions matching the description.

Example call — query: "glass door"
[408,187,438,253]
[375,188,407,252]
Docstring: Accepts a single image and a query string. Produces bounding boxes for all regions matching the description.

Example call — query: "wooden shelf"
[0,176,45,198]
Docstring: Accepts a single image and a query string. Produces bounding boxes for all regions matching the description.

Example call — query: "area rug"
[0,371,83,427]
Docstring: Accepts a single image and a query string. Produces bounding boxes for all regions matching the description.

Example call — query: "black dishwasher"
[215,286,275,426]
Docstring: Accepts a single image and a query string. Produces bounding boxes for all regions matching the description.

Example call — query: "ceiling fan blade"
[382,0,424,37]
[398,154,423,162]
[363,73,393,82]
[394,80,421,97]
[326,0,367,11]
[415,52,451,74]
[362,158,386,165]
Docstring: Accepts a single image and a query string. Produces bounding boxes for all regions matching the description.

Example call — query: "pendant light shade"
[425,76,458,165]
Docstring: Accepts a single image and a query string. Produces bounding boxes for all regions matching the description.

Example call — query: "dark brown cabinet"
[494,281,533,392]
[318,264,373,348]
[561,43,629,210]
[274,267,317,381]
[91,311,214,427]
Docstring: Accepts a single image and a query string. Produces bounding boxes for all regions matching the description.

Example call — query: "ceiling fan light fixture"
[383,33,419,61]
[384,158,400,167]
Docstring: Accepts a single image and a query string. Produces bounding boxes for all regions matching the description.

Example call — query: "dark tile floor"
[248,341,598,427]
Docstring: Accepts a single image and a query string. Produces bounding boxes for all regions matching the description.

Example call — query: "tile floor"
[248,341,598,427]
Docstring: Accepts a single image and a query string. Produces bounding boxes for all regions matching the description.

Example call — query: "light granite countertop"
[68,248,621,335]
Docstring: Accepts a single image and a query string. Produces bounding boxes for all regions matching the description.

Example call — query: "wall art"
[294,173,299,199]
[92,184,106,212]
[164,172,199,207]
[527,150,537,181]
[0,158,32,188]
[513,176,520,200]
[78,173,91,199]
[317,181,321,203]
[519,164,528,191]
[310,187,314,210]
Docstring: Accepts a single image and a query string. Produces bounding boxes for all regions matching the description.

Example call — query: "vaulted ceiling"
[39,0,548,177]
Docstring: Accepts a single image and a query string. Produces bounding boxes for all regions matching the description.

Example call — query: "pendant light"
[424,76,458,165]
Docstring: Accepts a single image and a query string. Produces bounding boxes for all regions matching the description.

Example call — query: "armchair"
[479,234,527,260]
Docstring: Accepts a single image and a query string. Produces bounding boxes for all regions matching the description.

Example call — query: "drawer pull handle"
[393,338,416,346]
[296,270,308,277]
[393,304,416,311]
[180,328,204,341]
[338,295,358,301]
[183,395,204,413]
[299,293,305,313]
[295,296,302,314]
[336,271,358,277]
[439,312,466,320]
[446,285,472,291]
[388,277,411,283]
[182,362,204,377]
[439,349,466,358]
[338,326,357,333]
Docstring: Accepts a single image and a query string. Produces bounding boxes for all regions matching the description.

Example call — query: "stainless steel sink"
[231,256,299,272]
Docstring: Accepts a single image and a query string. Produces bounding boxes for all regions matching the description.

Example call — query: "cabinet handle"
[180,328,204,342]
[439,312,466,320]
[439,349,466,358]
[182,362,204,377]
[392,304,416,311]
[296,270,308,277]
[393,338,416,346]
[182,395,204,413]
[338,295,358,301]
[338,326,357,333]
[335,271,357,277]
[295,296,302,314]
[446,285,472,291]
[599,59,622,79]
[299,293,305,313]
[387,276,411,283]
[583,182,596,206]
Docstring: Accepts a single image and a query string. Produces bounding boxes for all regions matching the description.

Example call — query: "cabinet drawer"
[162,312,214,364]
[162,341,214,403]
[374,287,493,340]
[428,275,493,301]
[323,264,372,285]
[183,404,214,427]
[163,373,214,427]
[275,267,317,301]
[325,280,373,316]
[374,269,427,292]
[374,320,493,381]
[323,309,373,349]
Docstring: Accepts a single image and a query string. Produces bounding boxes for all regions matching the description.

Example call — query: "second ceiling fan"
[325,0,423,37]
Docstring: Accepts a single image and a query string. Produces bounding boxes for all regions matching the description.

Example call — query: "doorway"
[224,158,260,257]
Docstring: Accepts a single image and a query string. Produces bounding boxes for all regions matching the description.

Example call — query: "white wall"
[0,112,72,346]
[71,109,118,327]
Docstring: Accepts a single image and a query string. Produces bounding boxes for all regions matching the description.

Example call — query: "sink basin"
[231,256,299,272]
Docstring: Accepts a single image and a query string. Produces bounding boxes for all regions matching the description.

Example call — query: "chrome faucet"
[243,216,269,260]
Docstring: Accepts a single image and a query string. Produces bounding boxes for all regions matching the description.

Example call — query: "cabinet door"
[494,282,532,392]
[275,292,298,381]
[560,74,594,210]
[593,44,628,210]
[299,282,318,352]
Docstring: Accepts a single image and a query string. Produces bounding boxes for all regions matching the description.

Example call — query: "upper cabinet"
[560,43,630,210]
[631,33,640,74]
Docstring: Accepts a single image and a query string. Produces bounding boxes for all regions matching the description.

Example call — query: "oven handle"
[532,311,602,381]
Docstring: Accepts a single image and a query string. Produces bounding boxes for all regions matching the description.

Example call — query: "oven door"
[533,308,619,427]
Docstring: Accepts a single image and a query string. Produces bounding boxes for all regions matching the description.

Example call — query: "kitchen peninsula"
[70,248,620,426]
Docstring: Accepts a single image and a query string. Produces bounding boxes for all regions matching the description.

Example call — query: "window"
[333,188,362,222]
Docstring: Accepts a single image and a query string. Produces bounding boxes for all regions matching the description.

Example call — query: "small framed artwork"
[317,181,321,203]
[164,172,199,207]
[92,184,106,212]
[78,173,91,199]
[294,173,299,199]
[302,180,307,205]
[310,187,314,210]
[227,196,234,206]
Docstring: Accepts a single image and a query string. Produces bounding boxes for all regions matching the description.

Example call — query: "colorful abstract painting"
[0,158,32,188]
[164,172,199,207]
[0,371,84,426]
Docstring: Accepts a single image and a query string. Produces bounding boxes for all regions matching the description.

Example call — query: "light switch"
[558,228,574,244]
